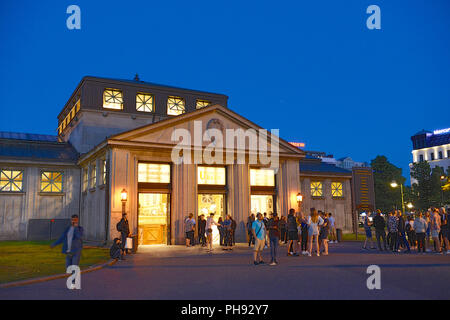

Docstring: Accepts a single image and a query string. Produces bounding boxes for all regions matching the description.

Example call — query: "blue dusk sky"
[1,0,449,184]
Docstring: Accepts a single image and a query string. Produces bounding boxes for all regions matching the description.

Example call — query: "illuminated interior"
[198,194,224,244]
[138,193,169,245]
[41,171,63,193]
[0,170,23,192]
[250,195,274,214]
[136,93,154,112]
[103,89,123,110]
[138,163,171,183]
[196,100,211,109]
[167,96,185,115]
[198,166,225,185]
[250,169,275,186]
[311,181,323,197]
[90,164,96,188]
[331,182,343,197]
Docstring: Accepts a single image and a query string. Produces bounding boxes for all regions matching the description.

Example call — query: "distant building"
[410,128,450,184]
[303,151,369,170]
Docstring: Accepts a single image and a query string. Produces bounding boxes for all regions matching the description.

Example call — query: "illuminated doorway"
[138,193,170,245]
[251,195,274,215]
[198,193,224,244]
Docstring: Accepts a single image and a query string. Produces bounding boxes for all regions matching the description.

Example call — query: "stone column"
[171,163,197,244]
[228,163,250,242]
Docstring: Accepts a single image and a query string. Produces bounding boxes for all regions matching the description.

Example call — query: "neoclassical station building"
[0,76,356,245]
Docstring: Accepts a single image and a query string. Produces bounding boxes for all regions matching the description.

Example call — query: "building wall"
[300,177,353,232]
[107,148,301,245]
[0,164,80,240]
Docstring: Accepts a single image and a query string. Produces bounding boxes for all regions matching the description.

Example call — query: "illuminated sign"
[289,142,305,148]
[433,128,450,135]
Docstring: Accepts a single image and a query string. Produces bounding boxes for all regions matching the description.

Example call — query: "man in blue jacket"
[51,214,84,268]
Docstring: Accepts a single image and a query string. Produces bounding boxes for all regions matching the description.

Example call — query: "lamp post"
[296,192,303,216]
[121,188,128,215]
[441,175,446,207]
[390,181,405,213]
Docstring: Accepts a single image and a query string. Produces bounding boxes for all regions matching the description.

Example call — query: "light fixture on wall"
[121,188,128,214]
[296,193,303,203]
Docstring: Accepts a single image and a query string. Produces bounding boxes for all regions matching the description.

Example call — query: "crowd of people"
[184,212,237,253]
[362,207,450,254]
[248,208,337,265]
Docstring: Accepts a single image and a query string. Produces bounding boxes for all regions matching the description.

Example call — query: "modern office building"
[410,128,450,184]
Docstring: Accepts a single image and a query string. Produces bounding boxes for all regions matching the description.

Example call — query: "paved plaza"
[1,242,449,300]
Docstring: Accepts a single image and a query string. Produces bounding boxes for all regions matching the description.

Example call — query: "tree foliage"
[371,155,405,212]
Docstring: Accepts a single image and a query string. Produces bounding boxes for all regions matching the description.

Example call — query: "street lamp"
[390,181,405,213]
[441,175,446,206]
[121,188,128,214]
[407,202,413,210]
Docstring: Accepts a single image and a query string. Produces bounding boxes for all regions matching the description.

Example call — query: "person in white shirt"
[206,213,218,253]
[299,208,324,257]
[328,213,337,243]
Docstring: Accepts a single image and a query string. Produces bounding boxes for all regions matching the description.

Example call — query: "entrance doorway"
[251,195,274,215]
[198,193,224,244]
[138,193,170,245]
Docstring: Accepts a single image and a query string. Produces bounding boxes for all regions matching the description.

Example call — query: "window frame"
[103,88,124,110]
[310,181,323,197]
[90,163,97,189]
[40,170,64,193]
[0,169,24,193]
[167,96,185,115]
[331,181,344,198]
[136,92,154,113]
[195,99,211,109]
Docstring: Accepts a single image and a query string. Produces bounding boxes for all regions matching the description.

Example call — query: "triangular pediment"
[108,105,304,157]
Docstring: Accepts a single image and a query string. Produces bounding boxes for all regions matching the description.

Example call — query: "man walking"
[116,213,130,255]
[51,214,84,268]
[252,212,266,265]
[267,212,280,265]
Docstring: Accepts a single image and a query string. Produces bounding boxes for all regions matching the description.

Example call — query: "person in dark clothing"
[300,221,308,253]
[267,212,280,265]
[373,209,388,251]
[110,238,123,260]
[51,214,84,268]
[286,208,298,256]
[247,214,255,246]
[230,216,237,245]
[117,213,131,255]
[397,211,411,253]
[279,216,287,244]
[198,214,207,247]
[218,217,224,246]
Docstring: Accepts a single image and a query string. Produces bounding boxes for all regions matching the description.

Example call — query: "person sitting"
[110,238,124,260]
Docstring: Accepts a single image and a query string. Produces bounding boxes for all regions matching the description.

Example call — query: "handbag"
[125,237,133,249]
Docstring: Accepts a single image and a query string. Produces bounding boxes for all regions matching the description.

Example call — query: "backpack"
[116,220,122,232]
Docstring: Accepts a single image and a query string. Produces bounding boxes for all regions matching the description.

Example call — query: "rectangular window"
[90,164,96,188]
[103,89,123,110]
[250,169,275,186]
[0,169,23,192]
[75,99,81,113]
[311,181,323,197]
[136,93,154,112]
[196,99,211,109]
[419,154,424,162]
[198,166,226,185]
[430,152,435,161]
[82,168,88,191]
[138,163,171,183]
[101,159,107,185]
[41,171,63,193]
[167,96,185,115]
[447,150,450,158]
[439,151,443,159]
[331,182,343,197]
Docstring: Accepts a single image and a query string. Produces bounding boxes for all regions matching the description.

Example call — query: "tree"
[371,155,406,213]
[410,162,450,209]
